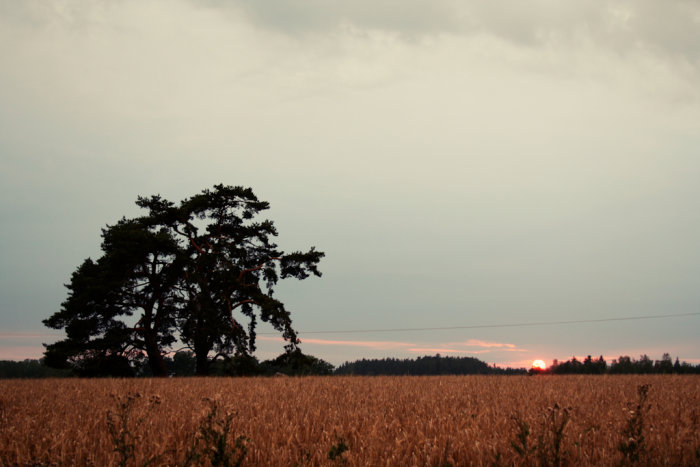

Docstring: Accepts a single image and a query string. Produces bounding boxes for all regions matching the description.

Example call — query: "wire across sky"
[259,312,700,336]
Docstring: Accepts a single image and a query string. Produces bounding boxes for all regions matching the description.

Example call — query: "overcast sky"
[1,0,699,368]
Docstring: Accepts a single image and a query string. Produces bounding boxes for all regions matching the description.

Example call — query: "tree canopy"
[44,185,324,376]
[334,355,526,376]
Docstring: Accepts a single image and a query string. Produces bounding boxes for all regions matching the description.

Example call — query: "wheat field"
[1,375,698,466]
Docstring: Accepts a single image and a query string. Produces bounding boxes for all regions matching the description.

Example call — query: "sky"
[1,0,699,368]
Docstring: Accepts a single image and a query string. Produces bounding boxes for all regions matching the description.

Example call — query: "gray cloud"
[206,0,463,36]
[466,1,700,55]
[197,0,700,68]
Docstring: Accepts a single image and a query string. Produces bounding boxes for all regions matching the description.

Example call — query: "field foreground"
[1,375,698,466]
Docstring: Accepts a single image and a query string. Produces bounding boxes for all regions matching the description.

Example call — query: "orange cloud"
[0,346,45,360]
[301,337,414,350]
[258,335,414,351]
[257,335,528,355]
[461,339,516,348]
[0,332,62,339]
[441,339,527,353]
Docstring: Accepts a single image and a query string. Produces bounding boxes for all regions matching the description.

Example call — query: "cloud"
[262,335,527,355]
[257,335,531,365]
[459,339,516,349]
[259,335,415,351]
[195,0,700,67]
[405,339,527,354]
[0,332,64,361]
[467,1,700,59]
[0,332,61,339]
[0,346,45,360]
[299,337,414,351]
[0,333,59,360]
[201,0,461,37]
[407,348,464,354]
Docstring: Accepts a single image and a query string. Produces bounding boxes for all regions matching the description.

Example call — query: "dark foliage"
[1,350,334,378]
[169,350,197,376]
[262,349,334,376]
[212,349,334,377]
[334,354,526,376]
[221,353,266,377]
[134,349,334,377]
[546,353,700,375]
[0,359,71,378]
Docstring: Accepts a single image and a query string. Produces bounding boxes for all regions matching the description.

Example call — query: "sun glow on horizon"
[532,359,547,370]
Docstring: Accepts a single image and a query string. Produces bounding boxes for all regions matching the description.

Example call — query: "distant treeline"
[543,353,700,375]
[0,359,71,378]
[335,355,526,376]
[3,352,699,378]
[0,349,334,378]
[2,354,522,378]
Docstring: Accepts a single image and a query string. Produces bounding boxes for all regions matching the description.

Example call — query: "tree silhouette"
[44,185,323,376]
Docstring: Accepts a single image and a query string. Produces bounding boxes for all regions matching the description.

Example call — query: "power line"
[259,311,700,336]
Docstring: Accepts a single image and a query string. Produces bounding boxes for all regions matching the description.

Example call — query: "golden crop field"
[1,375,698,466]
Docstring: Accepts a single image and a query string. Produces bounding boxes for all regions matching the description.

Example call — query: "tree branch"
[227,299,256,330]
[237,257,282,283]
[190,237,205,254]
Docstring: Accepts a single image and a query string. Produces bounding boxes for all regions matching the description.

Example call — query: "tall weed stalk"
[105,392,162,467]
[618,384,650,465]
[183,398,247,467]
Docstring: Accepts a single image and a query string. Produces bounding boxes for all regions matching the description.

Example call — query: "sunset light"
[532,360,547,371]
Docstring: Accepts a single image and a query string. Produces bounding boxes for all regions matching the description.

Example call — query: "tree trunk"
[144,331,168,377]
[194,338,212,376]
[191,295,213,376]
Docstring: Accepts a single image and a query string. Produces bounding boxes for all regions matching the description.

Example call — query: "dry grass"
[1,375,698,465]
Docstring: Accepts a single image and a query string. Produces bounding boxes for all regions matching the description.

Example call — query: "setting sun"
[532,360,547,371]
